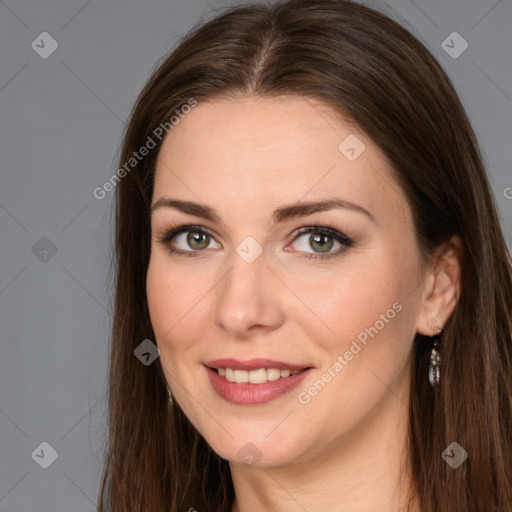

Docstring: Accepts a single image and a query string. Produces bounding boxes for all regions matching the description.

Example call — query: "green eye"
[301,232,335,253]
[159,223,353,260]
[184,231,211,250]
[289,225,353,260]
[160,225,220,257]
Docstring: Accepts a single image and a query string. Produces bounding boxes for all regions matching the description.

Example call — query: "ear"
[415,235,462,336]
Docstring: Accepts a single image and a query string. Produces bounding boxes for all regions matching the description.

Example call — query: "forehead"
[157,95,361,171]
[152,95,408,225]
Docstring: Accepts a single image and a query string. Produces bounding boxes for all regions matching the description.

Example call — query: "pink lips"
[204,358,314,405]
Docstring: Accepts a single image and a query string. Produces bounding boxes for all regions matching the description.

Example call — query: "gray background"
[0,0,510,510]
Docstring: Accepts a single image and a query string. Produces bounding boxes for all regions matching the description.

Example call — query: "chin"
[203,431,301,469]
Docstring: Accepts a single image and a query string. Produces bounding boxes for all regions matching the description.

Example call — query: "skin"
[146,95,461,511]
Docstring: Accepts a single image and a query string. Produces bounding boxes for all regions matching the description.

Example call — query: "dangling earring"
[428,334,442,387]
[166,385,173,403]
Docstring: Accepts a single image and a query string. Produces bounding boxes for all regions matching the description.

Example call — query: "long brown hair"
[97,1,512,510]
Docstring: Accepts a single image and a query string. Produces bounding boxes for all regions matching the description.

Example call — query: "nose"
[213,245,285,338]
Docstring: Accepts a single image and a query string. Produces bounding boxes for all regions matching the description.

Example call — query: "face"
[146,95,430,468]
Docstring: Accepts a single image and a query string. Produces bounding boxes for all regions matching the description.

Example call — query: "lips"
[204,358,315,404]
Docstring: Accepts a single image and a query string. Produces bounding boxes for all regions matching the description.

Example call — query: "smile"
[204,361,314,405]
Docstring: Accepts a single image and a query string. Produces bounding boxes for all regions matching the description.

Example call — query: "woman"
[97,0,512,510]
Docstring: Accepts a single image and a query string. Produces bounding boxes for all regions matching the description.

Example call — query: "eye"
[157,224,220,257]
[287,223,353,260]
[157,222,354,260]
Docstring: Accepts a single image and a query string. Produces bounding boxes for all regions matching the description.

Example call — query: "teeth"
[248,368,267,384]
[216,367,302,383]
[234,369,249,383]
[267,368,282,381]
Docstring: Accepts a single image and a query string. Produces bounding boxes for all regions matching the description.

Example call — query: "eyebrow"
[150,197,374,224]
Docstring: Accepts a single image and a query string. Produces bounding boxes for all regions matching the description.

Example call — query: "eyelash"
[156,221,354,261]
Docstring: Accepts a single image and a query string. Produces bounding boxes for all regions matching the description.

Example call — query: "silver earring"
[167,385,173,403]
[428,335,442,387]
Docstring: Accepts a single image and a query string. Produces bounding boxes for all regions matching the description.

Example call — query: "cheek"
[294,250,421,363]
[147,259,172,336]
[147,251,194,314]
[146,254,213,362]
[146,257,189,346]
